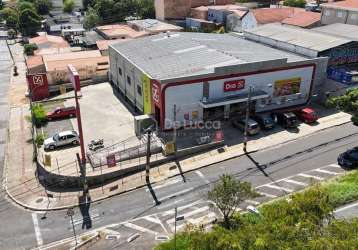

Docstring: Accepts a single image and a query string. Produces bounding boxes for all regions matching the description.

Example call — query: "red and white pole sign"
[223,79,245,92]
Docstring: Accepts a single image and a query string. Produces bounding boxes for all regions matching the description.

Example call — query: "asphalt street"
[27,122,358,250]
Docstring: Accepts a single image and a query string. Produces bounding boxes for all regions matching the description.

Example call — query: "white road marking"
[157,198,184,209]
[146,178,182,192]
[123,222,158,235]
[173,212,217,232]
[195,170,210,184]
[264,184,293,193]
[245,200,260,205]
[161,200,204,216]
[257,192,277,198]
[328,164,341,168]
[312,168,339,175]
[141,215,162,225]
[283,179,308,186]
[166,206,210,225]
[32,213,43,246]
[334,201,358,213]
[158,187,194,202]
[297,173,324,180]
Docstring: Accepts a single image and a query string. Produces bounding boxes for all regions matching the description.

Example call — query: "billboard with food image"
[273,77,301,97]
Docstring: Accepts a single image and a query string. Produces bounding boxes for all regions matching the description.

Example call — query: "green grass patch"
[322,170,358,207]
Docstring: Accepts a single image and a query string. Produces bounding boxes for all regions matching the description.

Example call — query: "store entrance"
[203,106,225,121]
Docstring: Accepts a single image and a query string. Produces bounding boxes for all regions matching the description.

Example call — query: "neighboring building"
[26,50,109,98]
[207,5,248,24]
[186,18,217,31]
[191,6,209,20]
[95,24,149,40]
[109,32,326,129]
[80,31,104,48]
[155,0,234,20]
[321,0,358,25]
[226,9,255,32]
[127,19,183,33]
[28,33,71,55]
[281,11,321,28]
[226,7,308,32]
[244,23,358,99]
[96,40,128,56]
[44,12,83,34]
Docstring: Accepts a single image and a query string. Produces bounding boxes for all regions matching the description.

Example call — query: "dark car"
[338,147,358,169]
[295,107,318,124]
[47,106,76,120]
[253,113,275,130]
[232,118,260,135]
[274,112,298,128]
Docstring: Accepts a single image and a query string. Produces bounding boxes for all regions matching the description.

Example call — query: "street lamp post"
[243,86,253,153]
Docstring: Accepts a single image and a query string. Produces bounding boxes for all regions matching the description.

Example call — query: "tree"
[0,0,4,10]
[35,0,52,15]
[83,7,99,30]
[63,0,75,13]
[208,174,258,229]
[326,88,358,125]
[17,1,37,12]
[82,0,96,10]
[8,28,16,39]
[1,7,19,30]
[24,43,38,55]
[137,0,155,19]
[19,9,42,36]
[95,0,114,22]
[283,0,306,8]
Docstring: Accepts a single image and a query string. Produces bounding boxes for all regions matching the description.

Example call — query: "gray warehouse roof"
[312,23,358,41]
[110,32,307,80]
[244,23,351,53]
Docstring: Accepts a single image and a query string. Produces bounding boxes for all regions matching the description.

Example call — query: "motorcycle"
[88,139,104,151]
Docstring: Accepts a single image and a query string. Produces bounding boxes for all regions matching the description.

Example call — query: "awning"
[200,90,269,109]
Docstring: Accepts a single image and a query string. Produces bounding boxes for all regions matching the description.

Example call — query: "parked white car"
[44,130,79,150]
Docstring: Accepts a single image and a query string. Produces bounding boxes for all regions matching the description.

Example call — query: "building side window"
[351,14,358,20]
[118,67,122,76]
[127,76,131,85]
[325,10,330,16]
[337,11,343,18]
[137,85,142,96]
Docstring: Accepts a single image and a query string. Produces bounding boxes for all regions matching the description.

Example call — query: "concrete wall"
[226,12,256,32]
[109,46,145,112]
[321,6,358,25]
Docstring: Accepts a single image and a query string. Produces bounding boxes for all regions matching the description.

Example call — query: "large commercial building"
[109,32,327,130]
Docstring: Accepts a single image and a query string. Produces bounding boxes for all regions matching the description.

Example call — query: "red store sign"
[223,79,245,92]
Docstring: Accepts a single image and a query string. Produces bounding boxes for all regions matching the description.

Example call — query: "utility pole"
[173,104,177,157]
[145,128,152,183]
[243,86,252,153]
[76,153,88,197]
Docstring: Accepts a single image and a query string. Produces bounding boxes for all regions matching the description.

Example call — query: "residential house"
[321,0,358,25]
[127,19,183,34]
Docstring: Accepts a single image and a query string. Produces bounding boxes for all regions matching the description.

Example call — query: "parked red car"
[47,106,76,120]
[295,107,318,124]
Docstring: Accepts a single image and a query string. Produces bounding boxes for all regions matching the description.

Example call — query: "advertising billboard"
[223,79,245,92]
[273,77,301,97]
[142,74,152,114]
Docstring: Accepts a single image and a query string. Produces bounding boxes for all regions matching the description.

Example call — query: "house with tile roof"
[321,0,358,25]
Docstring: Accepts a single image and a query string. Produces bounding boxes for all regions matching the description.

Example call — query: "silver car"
[232,118,260,135]
[44,130,79,150]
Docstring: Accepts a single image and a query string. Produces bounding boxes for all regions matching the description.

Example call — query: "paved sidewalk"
[4,103,352,210]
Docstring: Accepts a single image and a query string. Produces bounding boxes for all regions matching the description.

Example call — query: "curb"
[4,119,353,211]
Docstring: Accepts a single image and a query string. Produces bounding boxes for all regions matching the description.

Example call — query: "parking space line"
[166,206,209,225]
[312,168,339,175]
[195,170,210,184]
[297,173,324,180]
[264,184,293,193]
[32,213,43,246]
[257,192,277,198]
[327,164,341,168]
[283,179,308,186]
[122,222,158,235]
[245,200,260,205]
[161,200,204,216]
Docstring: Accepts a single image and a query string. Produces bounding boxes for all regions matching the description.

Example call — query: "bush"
[35,133,46,147]
[24,43,38,56]
[31,103,47,127]
[63,0,75,13]
[283,0,306,8]
[351,114,358,126]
